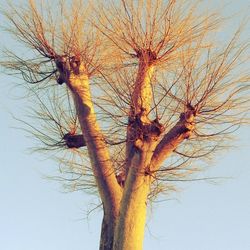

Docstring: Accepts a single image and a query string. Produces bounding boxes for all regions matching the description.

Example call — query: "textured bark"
[114,143,153,250]
[125,61,155,174]
[99,211,117,250]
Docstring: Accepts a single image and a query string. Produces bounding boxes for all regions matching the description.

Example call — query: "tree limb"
[150,110,196,172]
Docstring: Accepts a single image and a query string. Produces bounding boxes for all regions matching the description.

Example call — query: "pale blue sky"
[0,1,250,250]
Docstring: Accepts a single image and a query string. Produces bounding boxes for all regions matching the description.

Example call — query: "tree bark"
[112,58,156,250]
[68,71,122,250]
[125,61,154,174]
[99,210,118,250]
[114,178,150,250]
[150,110,195,172]
[113,148,152,250]
[70,72,121,203]
[132,62,154,117]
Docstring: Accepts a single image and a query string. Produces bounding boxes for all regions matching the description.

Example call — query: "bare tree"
[1,0,250,249]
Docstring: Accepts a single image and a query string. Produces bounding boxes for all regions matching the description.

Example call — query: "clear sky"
[0,1,249,250]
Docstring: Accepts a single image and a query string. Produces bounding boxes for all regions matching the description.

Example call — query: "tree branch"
[68,68,122,215]
[150,110,196,172]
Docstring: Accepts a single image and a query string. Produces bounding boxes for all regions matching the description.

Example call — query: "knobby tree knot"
[135,48,157,65]
[179,107,196,139]
[128,114,165,150]
[55,55,82,85]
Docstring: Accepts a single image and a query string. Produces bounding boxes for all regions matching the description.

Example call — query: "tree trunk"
[113,152,151,250]
[99,210,118,250]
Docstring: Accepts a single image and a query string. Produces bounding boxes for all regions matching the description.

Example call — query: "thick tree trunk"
[113,151,152,250]
[113,173,150,250]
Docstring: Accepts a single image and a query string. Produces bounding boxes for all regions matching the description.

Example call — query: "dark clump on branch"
[135,48,157,64]
[178,109,196,139]
[63,133,86,148]
[69,55,81,75]
[55,55,82,84]
[55,56,68,85]
[128,115,165,144]
[56,75,65,85]
[116,172,126,188]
